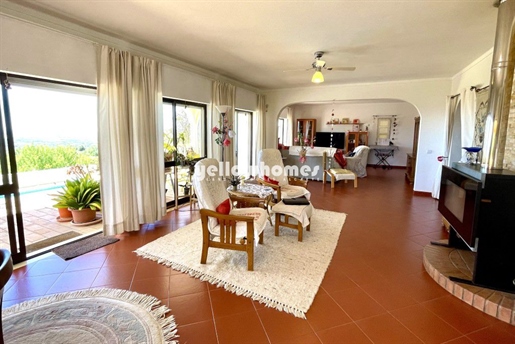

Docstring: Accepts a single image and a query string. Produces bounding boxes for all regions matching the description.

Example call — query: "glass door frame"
[235,109,253,177]
[0,73,26,264]
[163,98,207,209]
[0,72,97,263]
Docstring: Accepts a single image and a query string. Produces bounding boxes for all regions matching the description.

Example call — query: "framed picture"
[341,118,349,124]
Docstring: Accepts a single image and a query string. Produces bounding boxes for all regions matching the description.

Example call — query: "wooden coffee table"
[227,183,275,224]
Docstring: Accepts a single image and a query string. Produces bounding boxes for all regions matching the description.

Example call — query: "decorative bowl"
[462,147,482,153]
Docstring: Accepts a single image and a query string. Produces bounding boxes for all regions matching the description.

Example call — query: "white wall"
[0,14,259,110]
[236,87,258,111]
[289,101,419,167]
[451,49,492,94]
[264,79,451,193]
[162,65,211,103]
[0,14,260,161]
[0,15,97,85]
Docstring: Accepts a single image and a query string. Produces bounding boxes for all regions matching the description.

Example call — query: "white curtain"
[98,45,165,235]
[432,95,460,199]
[285,107,293,146]
[473,87,490,147]
[460,88,476,162]
[212,81,236,167]
[253,94,267,166]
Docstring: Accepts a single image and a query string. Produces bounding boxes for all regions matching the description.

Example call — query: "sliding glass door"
[235,110,253,177]
[0,73,26,263]
[0,73,98,262]
[163,99,206,208]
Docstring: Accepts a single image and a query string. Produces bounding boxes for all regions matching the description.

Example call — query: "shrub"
[15,144,98,172]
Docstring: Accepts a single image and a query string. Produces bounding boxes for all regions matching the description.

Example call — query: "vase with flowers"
[212,106,235,163]
[294,132,313,164]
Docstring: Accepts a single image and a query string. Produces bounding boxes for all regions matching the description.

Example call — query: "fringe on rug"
[3,288,179,344]
[134,249,308,319]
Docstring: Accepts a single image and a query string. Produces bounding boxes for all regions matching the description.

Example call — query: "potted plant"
[60,174,102,224]
[51,193,73,221]
[164,130,176,167]
[180,182,191,196]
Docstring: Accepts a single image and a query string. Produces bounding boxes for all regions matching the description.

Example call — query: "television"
[314,132,345,149]
[438,165,482,248]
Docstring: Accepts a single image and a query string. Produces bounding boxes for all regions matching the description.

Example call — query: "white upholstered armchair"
[346,145,370,178]
[192,158,268,271]
[256,149,311,202]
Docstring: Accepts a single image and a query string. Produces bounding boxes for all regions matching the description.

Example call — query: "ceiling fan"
[284,51,356,84]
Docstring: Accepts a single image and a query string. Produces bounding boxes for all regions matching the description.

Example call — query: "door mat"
[26,231,82,253]
[52,234,119,260]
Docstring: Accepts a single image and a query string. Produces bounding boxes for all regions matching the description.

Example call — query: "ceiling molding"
[0,1,262,94]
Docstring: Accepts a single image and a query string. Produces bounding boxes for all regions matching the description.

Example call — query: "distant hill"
[14,138,97,148]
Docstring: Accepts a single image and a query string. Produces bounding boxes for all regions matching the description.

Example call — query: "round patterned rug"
[3,288,178,344]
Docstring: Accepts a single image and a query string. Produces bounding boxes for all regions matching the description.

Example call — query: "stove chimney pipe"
[482,0,515,169]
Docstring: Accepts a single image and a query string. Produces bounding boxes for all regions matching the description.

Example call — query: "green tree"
[15,144,98,172]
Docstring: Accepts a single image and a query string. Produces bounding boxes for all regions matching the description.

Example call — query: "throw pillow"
[334,149,347,168]
[264,175,279,185]
[216,198,231,215]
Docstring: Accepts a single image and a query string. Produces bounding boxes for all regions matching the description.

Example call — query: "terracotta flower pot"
[57,207,72,220]
[71,208,96,224]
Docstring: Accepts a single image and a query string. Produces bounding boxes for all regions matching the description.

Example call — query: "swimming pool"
[0,184,64,199]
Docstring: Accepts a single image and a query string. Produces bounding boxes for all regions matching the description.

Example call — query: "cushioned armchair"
[192,158,268,271]
[256,149,311,202]
[346,145,370,178]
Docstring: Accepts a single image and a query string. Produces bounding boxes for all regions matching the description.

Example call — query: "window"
[235,110,253,176]
[163,99,206,207]
[376,118,392,145]
[278,118,285,145]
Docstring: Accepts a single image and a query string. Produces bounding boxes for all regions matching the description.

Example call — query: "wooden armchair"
[229,193,268,209]
[256,176,308,202]
[192,159,268,271]
[257,149,310,202]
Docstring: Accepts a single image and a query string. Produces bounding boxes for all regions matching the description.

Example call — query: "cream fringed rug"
[135,209,346,318]
[3,288,178,343]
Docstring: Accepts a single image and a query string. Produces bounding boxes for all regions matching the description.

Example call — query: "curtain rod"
[450,84,490,99]
[470,85,490,92]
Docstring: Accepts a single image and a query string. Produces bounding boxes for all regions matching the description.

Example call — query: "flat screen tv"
[438,165,482,248]
[314,132,345,149]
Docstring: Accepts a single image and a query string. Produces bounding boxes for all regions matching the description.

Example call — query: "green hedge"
[15,144,98,172]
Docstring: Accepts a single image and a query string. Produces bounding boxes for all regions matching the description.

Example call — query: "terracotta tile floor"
[5,168,515,343]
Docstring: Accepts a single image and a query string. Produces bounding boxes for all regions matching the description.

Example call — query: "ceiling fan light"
[312,70,324,84]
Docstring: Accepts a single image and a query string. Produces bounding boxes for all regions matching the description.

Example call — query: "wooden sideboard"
[345,131,368,153]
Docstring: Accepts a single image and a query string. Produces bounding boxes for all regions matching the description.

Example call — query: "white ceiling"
[12,0,499,90]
